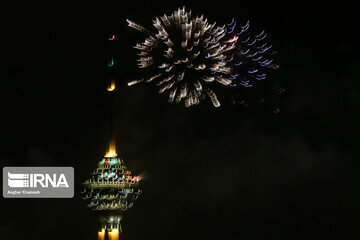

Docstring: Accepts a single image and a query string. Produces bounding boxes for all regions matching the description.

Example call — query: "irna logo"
[3,167,74,198]
[8,172,69,188]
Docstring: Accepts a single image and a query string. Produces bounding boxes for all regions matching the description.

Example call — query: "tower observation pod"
[82,152,142,239]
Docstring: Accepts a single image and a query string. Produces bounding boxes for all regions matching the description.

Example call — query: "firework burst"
[127,7,235,107]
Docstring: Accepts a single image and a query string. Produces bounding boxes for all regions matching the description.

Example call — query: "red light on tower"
[109,34,115,41]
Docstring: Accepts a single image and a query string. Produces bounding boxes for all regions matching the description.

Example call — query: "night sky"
[1,0,360,239]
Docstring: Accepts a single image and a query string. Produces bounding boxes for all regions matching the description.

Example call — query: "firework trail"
[127,7,234,107]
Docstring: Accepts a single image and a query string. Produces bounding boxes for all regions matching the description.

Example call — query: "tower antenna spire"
[105,33,117,158]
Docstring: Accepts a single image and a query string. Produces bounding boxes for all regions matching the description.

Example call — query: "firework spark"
[127,7,235,107]
[223,18,282,111]
[225,19,279,88]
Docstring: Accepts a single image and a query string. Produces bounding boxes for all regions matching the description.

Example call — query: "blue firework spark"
[223,18,282,110]
[225,19,279,88]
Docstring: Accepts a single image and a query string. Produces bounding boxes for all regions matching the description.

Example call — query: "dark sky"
[1,0,359,239]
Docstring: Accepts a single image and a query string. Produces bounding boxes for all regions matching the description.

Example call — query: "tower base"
[97,215,122,240]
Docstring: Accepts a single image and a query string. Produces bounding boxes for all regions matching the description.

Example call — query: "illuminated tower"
[82,34,142,240]
[81,147,142,240]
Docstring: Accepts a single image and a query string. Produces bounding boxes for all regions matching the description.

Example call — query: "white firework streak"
[127,7,234,107]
